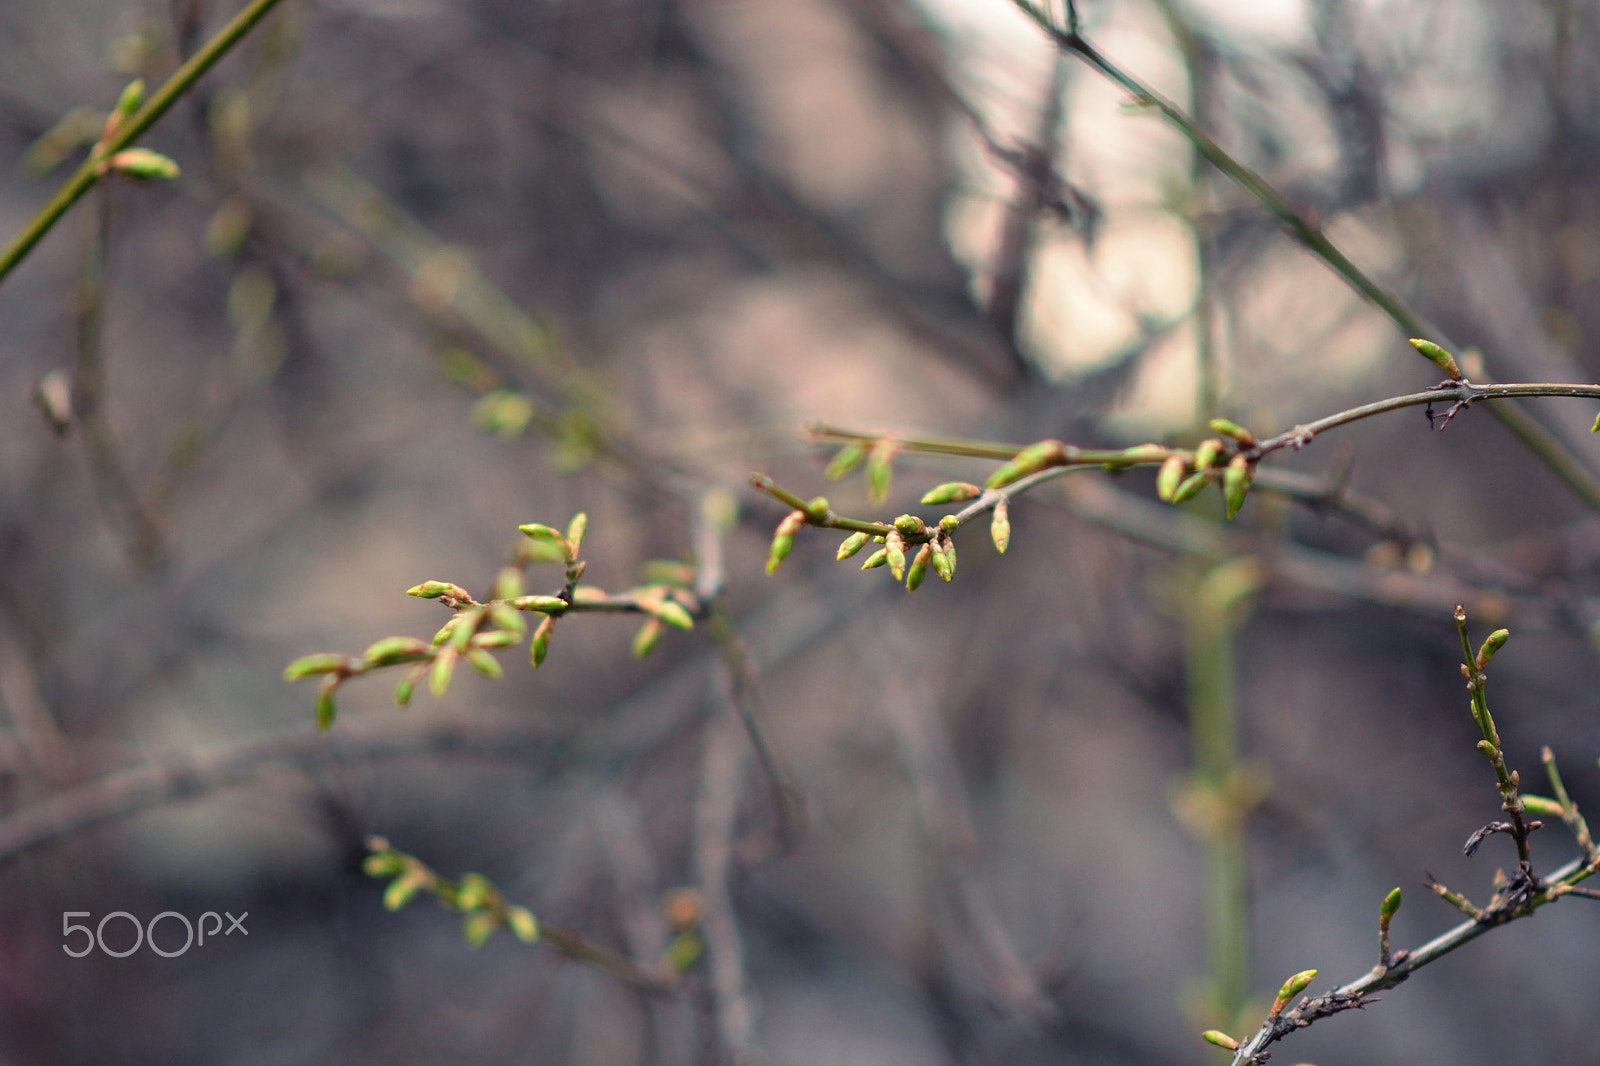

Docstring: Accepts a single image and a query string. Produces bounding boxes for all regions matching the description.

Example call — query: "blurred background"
[1,0,1599,1062]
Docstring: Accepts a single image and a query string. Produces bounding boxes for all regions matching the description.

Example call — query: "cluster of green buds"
[363,836,538,948]
[1154,421,1256,519]
[92,79,183,182]
[823,436,903,503]
[284,512,700,727]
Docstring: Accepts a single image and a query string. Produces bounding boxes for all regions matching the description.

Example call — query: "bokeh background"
[1,0,1599,1062]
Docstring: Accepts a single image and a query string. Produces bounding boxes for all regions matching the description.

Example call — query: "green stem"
[0,0,289,285]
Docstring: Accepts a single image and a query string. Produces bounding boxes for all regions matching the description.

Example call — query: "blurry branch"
[0,711,555,868]
[695,707,760,1066]
[1213,610,1600,1064]
[0,613,74,782]
[874,620,1058,1020]
[364,835,680,993]
[1007,0,1600,513]
[72,185,167,567]
[1174,559,1265,1028]
[0,0,290,284]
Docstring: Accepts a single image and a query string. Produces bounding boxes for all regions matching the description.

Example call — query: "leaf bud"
[1380,887,1403,924]
[1208,418,1255,445]
[1170,470,1211,504]
[860,548,888,570]
[362,636,431,668]
[939,514,959,533]
[866,439,898,503]
[283,652,348,681]
[1271,968,1318,1016]
[646,597,695,631]
[893,514,926,537]
[1222,454,1253,520]
[565,512,588,555]
[805,497,830,521]
[429,648,458,696]
[885,530,907,581]
[1476,628,1510,669]
[1193,438,1224,470]
[394,674,415,708]
[408,580,464,599]
[921,482,982,505]
[1520,795,1565,817]
[506,905,539,943]
[530,615,555,668]
[837,531,870,560]
[906,543,931,591]
[1409,338,1462,379]
[1201,1031,1238,1050]
[465,648,503,679]
[315,674,338,732]
[513,595,569,613]
[930,536,954,582]
[825,440,867,481]
[632,618,663,659]
[986,439,1070,489]
[991,500,1011,553]
[107,147,179,180]
[384,870,430,912]
[1156,454,1186,502]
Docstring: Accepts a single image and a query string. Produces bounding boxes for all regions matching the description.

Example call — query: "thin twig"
[0,0,292,284]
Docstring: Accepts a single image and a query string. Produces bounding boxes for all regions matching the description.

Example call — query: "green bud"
[893,514,926,537]
[565,512,588,555]
[362,636,431,668]
[107,147,179,181]
[1592,410,1600,433]
[1200,1031,1238,1050]
[986,440,1069,489]
[1222,454,1252,520]
[283,652,347,681]
[113,79,145,120]
[513,595,569,613]
[1476,628,1510,669]
[860,548,888,570]
[939,514,959,533]
[991,500,1010,553]
[462,911,498,948]
[930,538,954,582]
[837,531,870,560]
[394,674,415,708]
[408,580,464,600]
[384,870,429,911]
[885,530,907,581]
[824,441,867,481]
[487,601,526,635]
[647,597,695,631]
[530,615,555,668]
[363,851,404,878]
[518,522,564,542]
[431,616,461,647]
[455,873,493,911]
[766,533,795,575]
[632,618,664,658]
[1117,443,1167,465]
[472,629,519,649]
[315,675,338,732]
[1170,470,1211,504]
[1272,968,1318,1014]
[921,482,982,505]
[465,648,503,679]
[1155,454,1186,502]
[491,566,524,603]
[906,543,931,591]
[506,905,539,943]
[1409,338,1461,378]
[1193,438,1224,470]
[450,608,484,653]
[866,440,899,503]
[429,648,458,696]
[1476,739,1497,758]
[1520,795,1565,817]
[1208,418,1255,445]
[806,496,830,521]
[1380,887,1402,923]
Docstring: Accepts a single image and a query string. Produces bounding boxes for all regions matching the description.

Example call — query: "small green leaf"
[565,512,588,555]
